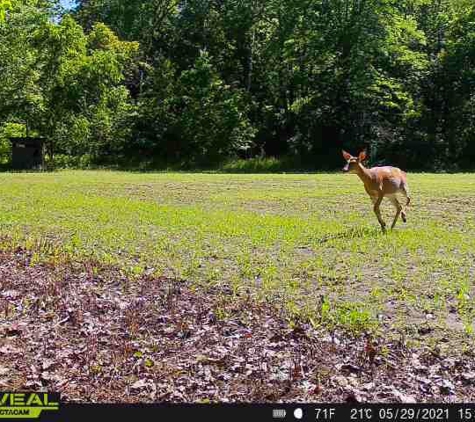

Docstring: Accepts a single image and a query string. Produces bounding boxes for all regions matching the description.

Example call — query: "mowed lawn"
[1,171,474,353]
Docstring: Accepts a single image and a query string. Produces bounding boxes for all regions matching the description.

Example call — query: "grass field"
[1,170,474,355]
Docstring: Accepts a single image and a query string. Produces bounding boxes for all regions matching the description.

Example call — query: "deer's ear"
[342,150,352,161]
[358,150,367,162]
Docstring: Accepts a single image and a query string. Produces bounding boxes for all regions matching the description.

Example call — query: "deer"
[342,150,411,233]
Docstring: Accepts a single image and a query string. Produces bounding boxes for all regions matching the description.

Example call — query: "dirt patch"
[0,249,475,403]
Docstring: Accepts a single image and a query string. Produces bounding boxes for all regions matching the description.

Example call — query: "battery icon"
[273,409,287,419]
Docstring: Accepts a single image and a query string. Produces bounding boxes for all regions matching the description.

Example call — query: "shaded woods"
[1,0,474,170]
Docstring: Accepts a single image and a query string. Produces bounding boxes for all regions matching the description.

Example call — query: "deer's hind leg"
[389,195,403,229]
[400,206,407,223]
[400,184,410,223]
[402,183,411,206]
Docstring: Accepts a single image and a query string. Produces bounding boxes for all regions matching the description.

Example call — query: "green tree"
[3,0,475,170]
[139,51,255,165]
[35,17,139,160]
[0,1,138,166]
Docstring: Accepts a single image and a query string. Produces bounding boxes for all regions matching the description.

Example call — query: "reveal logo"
[0,393,59,419]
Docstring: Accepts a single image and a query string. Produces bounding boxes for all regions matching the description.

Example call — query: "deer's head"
[342,150,367,173]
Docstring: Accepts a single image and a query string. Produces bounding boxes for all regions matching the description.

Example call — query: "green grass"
[1,170,474,352]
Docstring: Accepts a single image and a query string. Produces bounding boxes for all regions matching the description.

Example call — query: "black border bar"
[38,404,475,422]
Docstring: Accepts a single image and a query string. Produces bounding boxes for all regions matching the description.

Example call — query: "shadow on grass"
[317,226,381,244]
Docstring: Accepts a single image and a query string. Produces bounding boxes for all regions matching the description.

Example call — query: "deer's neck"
[356,163,372,185]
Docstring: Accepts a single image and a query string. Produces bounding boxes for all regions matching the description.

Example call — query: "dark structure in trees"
[9,138,44,170]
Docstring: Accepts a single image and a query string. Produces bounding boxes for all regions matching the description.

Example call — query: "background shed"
[9,137,44,170]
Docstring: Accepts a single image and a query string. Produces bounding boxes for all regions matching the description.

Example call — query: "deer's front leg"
[373,194,386,233]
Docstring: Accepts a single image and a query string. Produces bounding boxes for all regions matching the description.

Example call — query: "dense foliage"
[1,0,474,170]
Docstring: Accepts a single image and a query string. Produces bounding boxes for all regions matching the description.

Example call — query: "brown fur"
[342,150,411,232]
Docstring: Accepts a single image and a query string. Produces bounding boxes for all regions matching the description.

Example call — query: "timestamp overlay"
[308,405,475,422]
